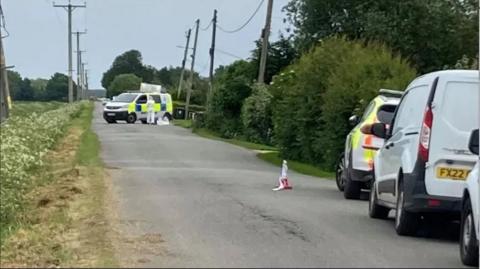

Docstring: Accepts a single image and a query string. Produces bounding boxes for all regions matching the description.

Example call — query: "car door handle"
[385,142,394,149]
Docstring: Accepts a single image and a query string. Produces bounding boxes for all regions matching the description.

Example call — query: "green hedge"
[270,37,416,170]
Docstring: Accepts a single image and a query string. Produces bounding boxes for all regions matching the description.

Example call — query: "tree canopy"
[107,73,142,98]
[101,50,155,89]
[283,0,478,73]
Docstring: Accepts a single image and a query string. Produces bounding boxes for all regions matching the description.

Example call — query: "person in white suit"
[146,95,155,125]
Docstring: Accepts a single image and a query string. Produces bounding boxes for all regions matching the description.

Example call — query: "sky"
[2,0,291,89]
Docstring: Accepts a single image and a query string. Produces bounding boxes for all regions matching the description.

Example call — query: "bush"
[241,83,273,145]
[0,102,84,230]
[270,37,416,170]
[205,60,255,138]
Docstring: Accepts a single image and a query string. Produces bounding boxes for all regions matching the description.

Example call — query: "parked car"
[336,89,402,199]
[365,70,479,236]
[460,129,478,267]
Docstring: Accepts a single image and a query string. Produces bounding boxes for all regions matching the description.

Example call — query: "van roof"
[410,70,478,86]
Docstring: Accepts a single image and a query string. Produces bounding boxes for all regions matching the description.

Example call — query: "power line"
[201,19,213,31]
[217,0,265,34]
[216,48,243,59]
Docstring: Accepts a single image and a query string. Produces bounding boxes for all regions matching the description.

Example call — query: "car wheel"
[369,180,390,219]
[106,119,116,124]
[395,179,419,236]
[126,113,136,124]
[163,113,173,121]
[335,153,346,192]
[344,152,361,199]
[460,196,479,266]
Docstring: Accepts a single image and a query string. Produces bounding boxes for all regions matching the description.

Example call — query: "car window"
[377,104,397,124]
[115,93,136,103]
[136,95,147,104]
[392,85,430,134]
[152,95,161,103]
[361,100,376,121]
[440,81,479,132]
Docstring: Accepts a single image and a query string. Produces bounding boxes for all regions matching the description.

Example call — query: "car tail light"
[419,106,433,162]
[428,199,441,207]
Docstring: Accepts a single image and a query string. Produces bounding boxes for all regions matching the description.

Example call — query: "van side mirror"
[468,129,479,155]
[349,115,359,126]
[370,123,388,139]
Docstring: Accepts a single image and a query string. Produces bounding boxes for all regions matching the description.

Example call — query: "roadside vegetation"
[0,102,116,267]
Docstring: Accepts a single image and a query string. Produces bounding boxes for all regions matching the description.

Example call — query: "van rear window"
[441,82,479,132]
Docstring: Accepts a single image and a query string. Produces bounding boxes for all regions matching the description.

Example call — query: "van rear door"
[426,77,479,198]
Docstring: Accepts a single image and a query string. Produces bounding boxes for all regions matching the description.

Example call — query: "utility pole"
[208,9,217,96]
[177,29,191,99]
[84,68,89,99]
[185,19,199,120]
[73,30,86,100]
[81,62,87,98]
[257,0,273,84]
[53,1,86,103]
[0,1,11,122]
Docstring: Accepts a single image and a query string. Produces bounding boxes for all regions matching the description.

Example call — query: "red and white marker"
[273,160,292,191]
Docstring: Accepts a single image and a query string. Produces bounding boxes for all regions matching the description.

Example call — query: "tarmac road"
[93,103,465,268]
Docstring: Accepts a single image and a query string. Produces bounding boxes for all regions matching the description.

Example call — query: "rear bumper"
[351,168,373,183]
[103,111,128,121]
[403,160,461,216]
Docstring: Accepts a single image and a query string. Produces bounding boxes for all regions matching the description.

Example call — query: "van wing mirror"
[349,115,359,126]
[468,129,479,155]
[370,123,388,139]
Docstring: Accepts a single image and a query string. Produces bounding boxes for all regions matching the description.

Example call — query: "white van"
[365,70,479,236]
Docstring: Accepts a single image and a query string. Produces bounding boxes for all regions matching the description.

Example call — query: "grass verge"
[182,127,334,179]
[0,102,117,268]
[173,119,193,128]
[257,152,335,179]
[193,128,277,151]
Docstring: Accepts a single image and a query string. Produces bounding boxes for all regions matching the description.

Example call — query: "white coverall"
[146,96,155,124]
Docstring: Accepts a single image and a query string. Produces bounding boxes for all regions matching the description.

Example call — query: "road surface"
[93,103,465,268]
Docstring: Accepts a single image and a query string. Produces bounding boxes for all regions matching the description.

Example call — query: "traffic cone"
[272,160,292,191]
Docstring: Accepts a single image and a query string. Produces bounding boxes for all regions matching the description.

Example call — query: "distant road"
[93,103,464,268]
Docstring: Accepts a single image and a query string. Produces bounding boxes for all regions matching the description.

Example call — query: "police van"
[103,91,173,124]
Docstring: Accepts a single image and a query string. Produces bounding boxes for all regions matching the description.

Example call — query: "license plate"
[107,113,115,116]
[436,167,470,181]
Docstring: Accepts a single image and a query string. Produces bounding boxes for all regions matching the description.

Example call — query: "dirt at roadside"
[0,119,117,267]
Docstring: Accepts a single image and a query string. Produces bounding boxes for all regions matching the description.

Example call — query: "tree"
[107,73,142,97]
[30,78,49,100]
[7,71,22,100]
[250,37,298,84]
[205,60,256,138]
[44,73,69,101]
[15,79,35,101]
[241,83,273,144]
[270,37,416,169]
[101,50,154,89]
[283,0,478,73]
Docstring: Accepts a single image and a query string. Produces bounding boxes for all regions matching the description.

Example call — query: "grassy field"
[9,101,65,117]
[0,102,116,267]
